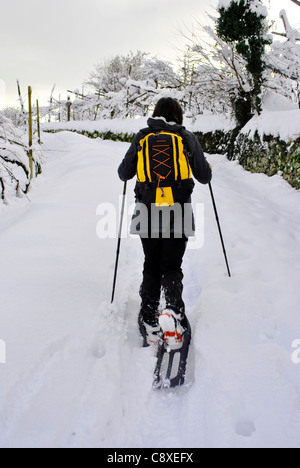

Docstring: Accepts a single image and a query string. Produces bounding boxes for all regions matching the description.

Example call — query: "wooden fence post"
[36,99,41,145]
[66,96,72,122]
[17,79,25,113]
[28,86,33,180]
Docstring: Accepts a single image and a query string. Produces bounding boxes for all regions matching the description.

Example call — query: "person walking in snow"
[118,98,212,347]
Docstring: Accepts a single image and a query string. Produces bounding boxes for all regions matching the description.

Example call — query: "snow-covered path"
[1,131,300,448]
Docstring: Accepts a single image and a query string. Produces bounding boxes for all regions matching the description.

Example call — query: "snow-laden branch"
[0,114,42,202]
[279,10,300,42]
[267,8,300,106]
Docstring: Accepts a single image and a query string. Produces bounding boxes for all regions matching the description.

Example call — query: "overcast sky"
[1,0,299,109]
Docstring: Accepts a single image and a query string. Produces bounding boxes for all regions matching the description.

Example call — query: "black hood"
[147,117,184,134]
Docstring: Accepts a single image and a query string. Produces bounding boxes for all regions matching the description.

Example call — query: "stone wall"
[194,129,300,190]
[68,129,135,143]
[193,130,233,155]
[233,132,300,190]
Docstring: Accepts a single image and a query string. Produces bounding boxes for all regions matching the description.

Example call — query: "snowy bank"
[241,109,300,141]
[242,93,300,141]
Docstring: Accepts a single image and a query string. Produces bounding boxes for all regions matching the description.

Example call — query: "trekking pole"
[209,182,231,278]
[111,181,127,304]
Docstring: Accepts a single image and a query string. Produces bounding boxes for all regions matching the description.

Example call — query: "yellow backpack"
[137,131,192,206]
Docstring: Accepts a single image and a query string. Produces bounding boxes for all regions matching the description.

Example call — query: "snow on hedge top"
[263,93,298,112]
[190,113,235,133]
[42,117,150,136]
[242,109,300,140]
[42,103,300,141]
[42,113,236,136]
[240,92,300,140]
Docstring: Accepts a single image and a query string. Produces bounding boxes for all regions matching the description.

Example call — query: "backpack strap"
[137,130,154,183]
[172,129,192,180]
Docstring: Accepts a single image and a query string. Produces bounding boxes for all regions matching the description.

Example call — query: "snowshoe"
[153,310,191,389]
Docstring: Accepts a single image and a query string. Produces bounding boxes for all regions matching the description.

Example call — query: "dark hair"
[152,98,183,125]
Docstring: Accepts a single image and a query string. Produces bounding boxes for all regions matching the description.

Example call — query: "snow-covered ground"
[1,131,300,448]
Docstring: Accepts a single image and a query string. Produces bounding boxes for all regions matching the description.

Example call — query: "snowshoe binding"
[138,312,160,348]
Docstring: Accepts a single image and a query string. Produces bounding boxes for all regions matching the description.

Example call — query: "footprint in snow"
[92,342,106,359]
[235,420,256,438]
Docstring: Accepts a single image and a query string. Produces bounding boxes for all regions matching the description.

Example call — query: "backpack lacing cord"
[152,144,172,197]
[154,172,171,197]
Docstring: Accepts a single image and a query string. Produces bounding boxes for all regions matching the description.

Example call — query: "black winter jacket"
[118,117,212,186]
[118,117,212,238]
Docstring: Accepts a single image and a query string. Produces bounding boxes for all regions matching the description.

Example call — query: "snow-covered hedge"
[42,107,300,189]
[0,114,42,203]
[232,101,300,189]
[42,113,235,137]
[42,103,300,142]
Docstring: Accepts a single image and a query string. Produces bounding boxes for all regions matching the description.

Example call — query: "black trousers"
[140,237,188,325]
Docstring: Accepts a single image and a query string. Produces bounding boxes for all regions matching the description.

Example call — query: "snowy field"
[1,131,300,448]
